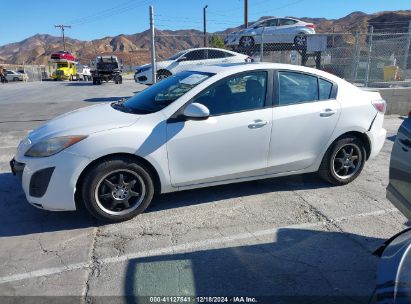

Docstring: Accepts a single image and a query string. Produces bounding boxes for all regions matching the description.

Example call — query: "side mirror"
[177,56,187,62]
[183,103,210,120]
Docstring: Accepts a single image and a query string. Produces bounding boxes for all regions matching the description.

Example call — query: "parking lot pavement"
[0,81,408,301]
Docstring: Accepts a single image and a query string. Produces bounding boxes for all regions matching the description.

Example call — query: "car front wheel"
[82,157,155,222]
[319,136,366,185]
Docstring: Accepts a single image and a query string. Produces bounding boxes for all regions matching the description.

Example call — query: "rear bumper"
[367,113,387,160]
[387,184,411,220]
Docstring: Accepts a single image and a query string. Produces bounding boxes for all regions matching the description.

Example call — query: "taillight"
[408,109,411,117]
[306,24,315,29]
[372,99,386,113]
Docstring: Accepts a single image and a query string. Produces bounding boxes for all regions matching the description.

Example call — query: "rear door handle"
[320,109,337,117]
[248,119,268,129]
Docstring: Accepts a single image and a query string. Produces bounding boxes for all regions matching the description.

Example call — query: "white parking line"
[0,146,17,149]
[0,208,399,284]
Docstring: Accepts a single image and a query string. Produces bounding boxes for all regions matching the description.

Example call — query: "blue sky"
[1,0,410,46]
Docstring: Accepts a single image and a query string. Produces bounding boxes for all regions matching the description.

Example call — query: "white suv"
[225,17,316,48]
[134,48,250,84]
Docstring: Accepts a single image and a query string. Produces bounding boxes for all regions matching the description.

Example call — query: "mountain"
[0,10,410,66]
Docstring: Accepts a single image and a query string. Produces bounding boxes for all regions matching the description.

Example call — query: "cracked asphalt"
[0,80,408,303]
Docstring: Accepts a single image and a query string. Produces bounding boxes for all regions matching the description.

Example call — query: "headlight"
[24,135,88,157]
[136,66,151,74]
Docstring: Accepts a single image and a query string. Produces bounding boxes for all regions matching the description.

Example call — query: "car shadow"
[84,96,131,102]
[121,227,381,303]
[0,172,98,237]
[0,172,331,237]
[148,173,334,213]
[64,82,94,86]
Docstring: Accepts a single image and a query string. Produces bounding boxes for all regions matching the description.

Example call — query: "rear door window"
[278,71,318,105]
[185,50,206,61]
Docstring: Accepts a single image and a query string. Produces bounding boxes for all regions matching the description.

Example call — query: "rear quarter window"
[319,78,333,100]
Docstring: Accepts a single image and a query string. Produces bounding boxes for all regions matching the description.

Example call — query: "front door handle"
[248,119,268,129]
[320,109,337,117]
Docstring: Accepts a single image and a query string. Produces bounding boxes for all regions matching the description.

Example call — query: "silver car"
[5,70,25,81]
[224,17,316,48]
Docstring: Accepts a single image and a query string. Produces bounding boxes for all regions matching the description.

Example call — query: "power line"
[67,0,149,26]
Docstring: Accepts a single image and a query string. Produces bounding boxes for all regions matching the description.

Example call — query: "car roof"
[255,17,303,24]
[182,47,239,54]
[189,62,345,83]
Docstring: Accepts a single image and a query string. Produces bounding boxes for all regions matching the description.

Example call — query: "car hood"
[28,103,140,143]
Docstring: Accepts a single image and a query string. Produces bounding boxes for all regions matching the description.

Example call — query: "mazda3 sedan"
[11,63,387,222]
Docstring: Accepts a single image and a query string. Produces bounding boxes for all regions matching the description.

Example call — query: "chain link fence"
[148,29,411,87]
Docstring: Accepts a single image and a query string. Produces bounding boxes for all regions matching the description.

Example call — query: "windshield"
[57,63,68,68]
[118,71,214,114]
[167,51,186,61]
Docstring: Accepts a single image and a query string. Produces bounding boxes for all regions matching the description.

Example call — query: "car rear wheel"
[82,157,155,222]
[239,36,255,48]
[13,77,19,81]
[319,136,366,185]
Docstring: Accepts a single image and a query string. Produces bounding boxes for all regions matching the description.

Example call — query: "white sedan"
[225,17,316,48]
[11,63,387,222]
[134,47,250,85]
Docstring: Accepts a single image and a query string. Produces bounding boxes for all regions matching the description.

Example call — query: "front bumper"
[134,70,153,85]
[12,151,90,211]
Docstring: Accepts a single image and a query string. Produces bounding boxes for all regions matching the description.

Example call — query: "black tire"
[239,36,255,48]
[318,136,366,185]
[92,78,97,85]
[81,157,155,222]
[156,70,171,82]
[13,77,19,81]
[294,33,307,46]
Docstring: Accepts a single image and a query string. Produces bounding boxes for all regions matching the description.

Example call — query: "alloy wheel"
[94,169,146,216]
[294,34,307,46]
[332,144,362,180]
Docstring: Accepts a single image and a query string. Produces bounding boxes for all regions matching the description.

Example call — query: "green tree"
[209,36,226,49]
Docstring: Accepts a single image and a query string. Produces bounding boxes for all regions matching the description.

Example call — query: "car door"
[276,18,299,43]
[166,70,273,187]
[5,71,13,81]
[261,19,279,43]
[267,71,341,174]
[387,118,411,218]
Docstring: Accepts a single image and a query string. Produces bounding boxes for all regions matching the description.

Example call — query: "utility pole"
[149,5,157,84]
[203,5,208,47]
[244,0,248,28]
[54,24,71,51]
